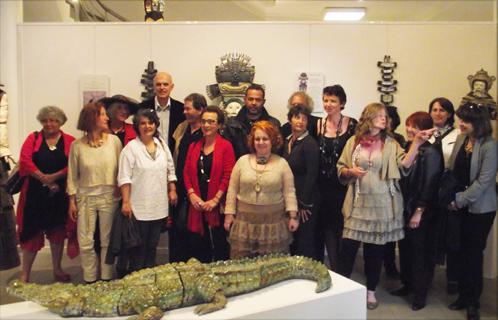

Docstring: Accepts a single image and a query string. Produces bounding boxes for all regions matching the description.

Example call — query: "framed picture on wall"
[79,75,110,107]
[296,72,324,116]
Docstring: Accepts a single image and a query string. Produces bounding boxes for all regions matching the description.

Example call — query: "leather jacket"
[400,141,444,219]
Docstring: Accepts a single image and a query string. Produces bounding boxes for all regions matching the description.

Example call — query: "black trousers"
[168,205,191,263]
[398,213,437,298]
[316,183,346,271]
[456,211,496,308]
[290,207,318,260]
[129,218,163,272]
[383,242,397,270]
[188,219,229,263]
[338,238,385,291]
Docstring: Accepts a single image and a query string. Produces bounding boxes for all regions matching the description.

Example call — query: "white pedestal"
[0,271,366,320]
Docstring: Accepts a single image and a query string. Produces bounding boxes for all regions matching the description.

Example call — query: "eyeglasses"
[201,119,217,125]
[468,103,484,110]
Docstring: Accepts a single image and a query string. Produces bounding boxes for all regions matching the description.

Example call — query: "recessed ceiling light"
[323,7,366,21]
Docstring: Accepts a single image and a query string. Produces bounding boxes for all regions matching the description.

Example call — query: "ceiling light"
[323,8,366,21]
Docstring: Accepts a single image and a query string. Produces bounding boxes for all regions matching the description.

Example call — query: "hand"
[408,211,422,229]
[288,218,299,232]
[43,173,58,185]
[447,201,459,212]
[68,200,78,222]
[348,167,367,178]
[224,214,234,232]
[168,190,178,206]
[121,201,132,218]
[189,193,204,211]
[201,199,218,212]
[413,128,436,145]
[298,209,312,223]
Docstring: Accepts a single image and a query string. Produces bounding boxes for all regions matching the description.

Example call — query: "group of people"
[13,70,496,320]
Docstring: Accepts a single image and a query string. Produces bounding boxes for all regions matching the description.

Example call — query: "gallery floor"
[1,234,496,320]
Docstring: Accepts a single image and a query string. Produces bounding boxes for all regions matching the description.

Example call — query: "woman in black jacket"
[282,104,320,259]
[391,112,443,311]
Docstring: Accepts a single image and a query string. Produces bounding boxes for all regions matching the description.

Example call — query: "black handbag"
[5,162,23,195]
[175,197,189,231]
[438,169,466,207]
[5,132,39,195]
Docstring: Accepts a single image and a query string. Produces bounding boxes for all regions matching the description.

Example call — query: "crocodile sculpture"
[8,254,331,319]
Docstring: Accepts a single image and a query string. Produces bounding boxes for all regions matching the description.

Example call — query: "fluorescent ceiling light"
[323,8,366,21]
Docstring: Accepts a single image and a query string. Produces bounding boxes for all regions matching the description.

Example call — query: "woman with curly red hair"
[224,120,299,258]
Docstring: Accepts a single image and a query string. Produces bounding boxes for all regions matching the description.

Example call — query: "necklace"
[88,137,104,148]
[256,155,270,164]
[254,155,270,193]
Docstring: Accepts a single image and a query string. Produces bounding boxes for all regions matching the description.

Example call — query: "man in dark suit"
[139,71,185,152]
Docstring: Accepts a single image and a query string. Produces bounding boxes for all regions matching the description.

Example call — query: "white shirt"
[155,96,171,143]
[118,137,177,221]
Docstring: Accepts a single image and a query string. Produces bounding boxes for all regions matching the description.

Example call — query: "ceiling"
[23,0,496,22]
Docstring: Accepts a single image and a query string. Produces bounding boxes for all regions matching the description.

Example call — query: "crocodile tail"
[288,256,332,293]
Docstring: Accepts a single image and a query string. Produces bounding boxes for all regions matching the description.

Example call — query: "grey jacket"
[449,134,497,213]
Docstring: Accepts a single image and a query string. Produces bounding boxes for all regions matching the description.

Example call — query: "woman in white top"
[67,101,122,283]
[118,108,177,272]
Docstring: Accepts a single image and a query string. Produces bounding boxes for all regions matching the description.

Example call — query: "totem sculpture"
[8,254,331,320]
[140,61,157,102]
[461,68,497,120]
[206,53,263,118]
[377,55,398,106]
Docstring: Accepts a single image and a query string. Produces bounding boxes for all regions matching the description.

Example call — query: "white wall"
[17,22,496,147]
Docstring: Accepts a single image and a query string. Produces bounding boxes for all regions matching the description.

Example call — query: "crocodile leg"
[192,274,227,315]
[194,290,227,315]
[127,306,164,320]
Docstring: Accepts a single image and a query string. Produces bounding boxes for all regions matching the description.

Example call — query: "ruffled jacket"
[183,135,235,235]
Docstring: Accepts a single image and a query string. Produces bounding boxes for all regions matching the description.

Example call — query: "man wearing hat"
[101,95,138,147]
[139,72,185,152]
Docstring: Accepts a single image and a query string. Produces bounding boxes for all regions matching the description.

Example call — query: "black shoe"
[447,281,459,295]
[448,298,467,310]
[390,286,411,296]
[467,306,480,320]
[412,296,426,311]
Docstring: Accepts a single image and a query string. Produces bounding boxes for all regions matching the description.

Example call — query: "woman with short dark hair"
[446,102,496,320]
[183,106,234,262]
[283,104,320,259]
[118,108,177,272]
[316,85,358,271]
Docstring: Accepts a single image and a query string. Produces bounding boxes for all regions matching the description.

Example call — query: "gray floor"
[1,237,496,320]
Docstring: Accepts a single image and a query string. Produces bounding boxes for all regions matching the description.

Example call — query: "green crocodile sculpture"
[8,254,331,319]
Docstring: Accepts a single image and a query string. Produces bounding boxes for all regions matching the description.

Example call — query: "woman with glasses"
[183,106,235,262]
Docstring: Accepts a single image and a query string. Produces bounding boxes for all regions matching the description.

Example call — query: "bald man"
[139,72,185,151]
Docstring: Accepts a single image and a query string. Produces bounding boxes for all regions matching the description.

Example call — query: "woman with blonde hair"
[337,102,433,309]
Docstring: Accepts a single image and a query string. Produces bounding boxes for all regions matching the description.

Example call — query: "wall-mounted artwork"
[79,75,109,107]
[377,55,398,106]
[140,61,157,102]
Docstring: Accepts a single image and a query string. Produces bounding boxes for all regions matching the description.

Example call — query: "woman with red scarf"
[336,103,433,310]
[183,106,235,262]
